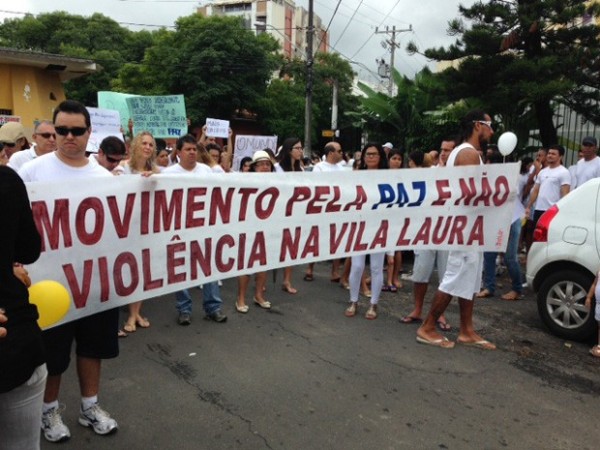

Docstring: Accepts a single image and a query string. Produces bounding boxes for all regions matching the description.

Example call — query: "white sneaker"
[78,403,118,435]
[41,405,71,442]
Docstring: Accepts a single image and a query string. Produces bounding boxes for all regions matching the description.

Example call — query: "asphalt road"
[42,259,600,449]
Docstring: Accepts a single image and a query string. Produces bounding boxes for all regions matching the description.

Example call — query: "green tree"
[116,14,280,124]
[0,11,151,106]
[259,52,358,146]
[408,0,600,147]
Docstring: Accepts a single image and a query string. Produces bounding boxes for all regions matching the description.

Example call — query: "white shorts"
[412,250,448,283]
[438,251,483,300]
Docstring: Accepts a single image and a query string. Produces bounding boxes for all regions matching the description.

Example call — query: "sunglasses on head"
[55,126,88,137]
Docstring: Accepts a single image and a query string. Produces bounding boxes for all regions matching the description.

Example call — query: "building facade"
[198,0,328,60]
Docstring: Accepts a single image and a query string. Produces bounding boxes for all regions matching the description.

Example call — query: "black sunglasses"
[105,155,123,164]
[55,126,88,137]
[1,142,16,147]
[36,132,56,139]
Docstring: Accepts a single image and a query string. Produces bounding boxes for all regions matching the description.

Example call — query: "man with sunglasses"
[7,121,57,171]
[92,136,127,172]
[18,100,119,443]
[417,110,496,350]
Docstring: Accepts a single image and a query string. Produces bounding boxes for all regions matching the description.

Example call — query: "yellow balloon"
[28,280,71,329]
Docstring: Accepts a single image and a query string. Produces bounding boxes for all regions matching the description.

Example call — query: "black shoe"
[178,313,191,326]
[205,310,227,323]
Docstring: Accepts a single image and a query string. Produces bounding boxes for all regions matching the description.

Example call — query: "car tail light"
[533,205,559,242]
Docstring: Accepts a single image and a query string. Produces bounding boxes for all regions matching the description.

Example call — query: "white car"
[526,178,600,341]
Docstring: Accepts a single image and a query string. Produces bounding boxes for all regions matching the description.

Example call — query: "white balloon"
[498,132,518,156]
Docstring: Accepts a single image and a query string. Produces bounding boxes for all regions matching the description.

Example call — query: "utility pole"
[375,25,412,96]
[304,0,314,155]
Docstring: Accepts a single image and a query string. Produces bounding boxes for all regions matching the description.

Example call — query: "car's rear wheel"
[537,269,596,341]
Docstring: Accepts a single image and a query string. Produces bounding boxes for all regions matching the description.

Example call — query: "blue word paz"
[372,181,426,209]
[168,128,181,136]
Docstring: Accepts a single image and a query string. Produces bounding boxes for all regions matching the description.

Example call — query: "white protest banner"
[98,91,138,133]
[205,118,229,138]
[233,135,278,171]
[86,107,122,153]
[25,163,520,327]
[126,95,187,138]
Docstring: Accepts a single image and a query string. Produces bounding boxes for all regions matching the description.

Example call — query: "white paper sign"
[233,135,278,171]
[205,118,230,138]
[86,107,123,153]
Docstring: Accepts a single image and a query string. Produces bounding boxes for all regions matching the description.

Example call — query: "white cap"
[252,150,271,164]
[383,142,394,149]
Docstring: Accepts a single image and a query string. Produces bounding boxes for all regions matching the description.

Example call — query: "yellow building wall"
[0,63,66,132]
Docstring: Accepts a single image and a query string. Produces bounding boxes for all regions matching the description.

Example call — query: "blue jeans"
[175,281,223,315]
[482,219,523,294]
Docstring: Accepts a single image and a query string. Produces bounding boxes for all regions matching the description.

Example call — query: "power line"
[350,0,402,60]
[332,0,364,49]
[316,0,342,52]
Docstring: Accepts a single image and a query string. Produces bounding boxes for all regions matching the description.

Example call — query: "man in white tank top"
[417,110,496,350]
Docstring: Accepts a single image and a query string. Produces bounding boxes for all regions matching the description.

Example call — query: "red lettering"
[248,232,267,267]
[113,252,138,297]
[186,187,206,228]
[432,180,451,206]
[209,187,234,225]
[473,177,492,206]
[280,227,301,261]
[285,187,311,216]
[370,220,388,249]
[107,193,135,238]
[448,216,467,244]
[343,186,367,211]
[141,191,150,235]
[467,216,484,245]
[353,222,368,251]
[237,233,246,270]
[167,242,186,284]
[412,218,431,245]
[190,239,212,278]
[238,188,258,221]
[455,178,477,206]
[256,188,278,219]
[98,256,109,302]
[395,218,411,246]
[301,226,319,258]
[154,189,183,232]
[75,197,104,245]
[215,235,235,272]
[306,186,329,214]
[493,176,510,206]
[325,186,342,212]
[32,199,72,251]
[63,260,92,308]
[330,223,349,253]
[432,217,452,245]
[344,222,358,252]
[142,248,163,290]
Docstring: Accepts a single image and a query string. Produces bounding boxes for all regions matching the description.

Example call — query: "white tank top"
[446,142,482,167]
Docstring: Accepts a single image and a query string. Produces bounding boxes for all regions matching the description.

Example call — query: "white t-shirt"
[7,147,38,171]
[312,161,343,172]
[18,151,111,182]
[211,164,226,174]
[534,165,570,211]
[573,157,600,189]
[162,162,213,175]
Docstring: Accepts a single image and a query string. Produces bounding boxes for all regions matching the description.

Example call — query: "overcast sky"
[1,0,479,83]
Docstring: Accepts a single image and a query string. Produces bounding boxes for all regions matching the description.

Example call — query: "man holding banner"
[18,100,119,442]
[417,110,496,350]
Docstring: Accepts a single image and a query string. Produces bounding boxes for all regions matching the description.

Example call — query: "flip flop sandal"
[400,316,422,324]
[303,274,314,281]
